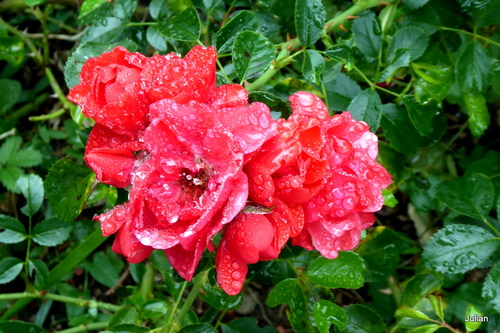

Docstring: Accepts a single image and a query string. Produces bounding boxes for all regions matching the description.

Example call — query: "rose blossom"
[68,46,277,280]
[216,92,391,295]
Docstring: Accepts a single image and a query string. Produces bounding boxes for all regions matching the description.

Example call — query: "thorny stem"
[0,292,121,312]
[0,16,43,64]
[353,66,401,98]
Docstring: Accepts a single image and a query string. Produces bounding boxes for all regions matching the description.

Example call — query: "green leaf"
[0,79,21,113]
[464,91,490,137]
[482,263,500,312]
[265,278,297,307]
[428,295,445,322]
[28,259,49,289]
[0,215,27,244]
[382,189,398,207]
[313,300,347,332]
[456,40,492,93]
[343,304,386,333]
[356,227,404,282]
[108,306,139,329]
[377,142,405,187]
[8,148,43,168]
[402,96,438,136]
[423,224,500,274]
[468,0,500,27]
[294,0,325,47]
[81,17,126,44]
[178,323,216,333]
[140,300,168,319]
[0,136,22,165]
[16,174,44,217]
[378,48,411,83]
[404,0,430,10]
[81,249,125,288]
[78,0,112,25]
[324,45,355,71]
[388,26,429,61]
[287,283,314,332]
[0,165,24,193]
[112,0,139,20]
[465,304,483,332]
[347,88,382,131]
[436,173,494,220]
[216,11,260,54]
[352,13,381,58]
[200,282,243,310]
[221,317,278,333]
[302,50,325,85]
[395,306,431,321]
[413,63,453,102]
[44,157,96,221]
[248,91,291,115]
[0,321,47,333]
[324,73,362,111]
[232,31,275,82]
[0,36,25,66]
[382,102,446,154]
[32,218,73,247]
[306,252,365,289]
[0,257,23,284]
[400,273,443,308]
[146,25,168,52]
[158,7,201,42]
[407,324,442,333]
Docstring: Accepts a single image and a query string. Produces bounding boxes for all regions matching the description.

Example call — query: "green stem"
[24,216,33,289]
[29,108,65,121]
[166,280,187,327]
[45,67,75,112]
[140,262,154,301]
[176,272,207,325]
[46,15,78,34]
[353,66,401,97]
[6,93,48,123]
[57,321,109,333]
[0,292,121,312]
[324,0,397,33]
[440,26,500,48]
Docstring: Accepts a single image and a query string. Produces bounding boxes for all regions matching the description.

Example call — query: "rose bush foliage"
[68,46,391,295]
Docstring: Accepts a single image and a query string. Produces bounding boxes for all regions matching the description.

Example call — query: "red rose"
[289,94,392,259]
[67,46,149,135]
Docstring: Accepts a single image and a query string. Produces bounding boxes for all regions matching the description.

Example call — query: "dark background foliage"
[0,0,500,332]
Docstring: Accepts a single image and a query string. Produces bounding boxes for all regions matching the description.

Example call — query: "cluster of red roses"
[68,46,391,295]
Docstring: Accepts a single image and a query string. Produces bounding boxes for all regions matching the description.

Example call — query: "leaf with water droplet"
[482,263,500,312]
[266,278,297,307]
[436,173,494,220]
[400,273,443,308]
[233,31,275,82]
[313,300,347,333]
[158,6,201,42]
[395,306,432,321]
[347,88,382,131]
[32,218,73,247]
[45,157,96,222]
[215,11,260,54]
[295,0,325,47]
[306,252,365,289]
[200,281,243,310]
[343,304,386,333]
[356,226,405,282]
[423,224,500,274]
